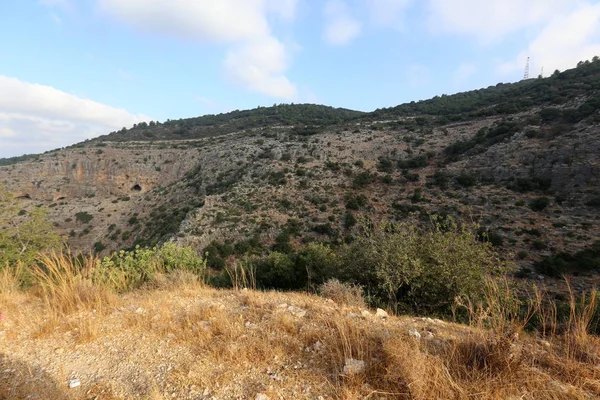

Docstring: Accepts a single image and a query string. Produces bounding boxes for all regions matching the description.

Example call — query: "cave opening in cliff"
[131,184,142,192]
[16,194,31,200]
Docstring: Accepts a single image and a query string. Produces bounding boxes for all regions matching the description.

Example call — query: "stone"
[360,310,371,317]
[255,393,269,400]
[375,308,388,318]
[343,359,365,375]
[286,306,307,318]
[408,329,421,340]
[68,378,81,389]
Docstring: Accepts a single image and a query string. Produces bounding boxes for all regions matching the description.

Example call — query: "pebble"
[343,358,365,375]
[408,329,421,340]
[375,308,388,319]
[68,378,81,389]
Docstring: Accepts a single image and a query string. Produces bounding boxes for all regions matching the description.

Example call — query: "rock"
[424,331,434,340]
[375,308,388,319]
[286,306,307,318]
[346,312,359,319]
[408,329,421,340]
[68,378,81,389]
[343,359,365,375]
[313,341,323,351]
[54,347,64,355]
[255,393,269,400]
[277,303,288,309]
[360,310,371,317]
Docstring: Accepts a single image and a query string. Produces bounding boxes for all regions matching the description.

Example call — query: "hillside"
[1,59,600,295]
[2,267,599,400]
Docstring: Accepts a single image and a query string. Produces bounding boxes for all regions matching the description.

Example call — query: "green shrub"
[254,252,297,289]
[529,197,550,211]
[456,174,477,187]
[94,243,206,292]
[336,217,508,314]
[75,212,93,224]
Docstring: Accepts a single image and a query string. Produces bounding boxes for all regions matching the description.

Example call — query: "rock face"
[1,146,198,201]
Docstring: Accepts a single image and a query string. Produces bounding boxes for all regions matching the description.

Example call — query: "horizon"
[2,0,600,158]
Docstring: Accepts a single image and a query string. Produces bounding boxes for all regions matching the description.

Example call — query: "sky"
[1,0,600,158]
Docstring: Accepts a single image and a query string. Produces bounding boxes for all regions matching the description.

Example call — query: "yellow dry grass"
[0,255,599,399]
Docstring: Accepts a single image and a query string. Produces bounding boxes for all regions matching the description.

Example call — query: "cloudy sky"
[1,0,600,158]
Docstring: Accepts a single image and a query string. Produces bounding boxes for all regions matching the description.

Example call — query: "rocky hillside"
[2,60,600,288]
[2,272,599,400]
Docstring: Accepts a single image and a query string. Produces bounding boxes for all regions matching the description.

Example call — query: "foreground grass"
[0,256,599,399]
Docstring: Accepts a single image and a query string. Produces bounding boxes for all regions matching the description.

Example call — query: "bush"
[94,243,206,292]
[254,252,298,290]
[456,174,477,187]
[318,279,365,307]
[336,217,508,314]
[75,212,93,224]
[529,197,550,212]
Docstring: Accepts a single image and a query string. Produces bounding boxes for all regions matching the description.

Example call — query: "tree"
[0,185,62,267]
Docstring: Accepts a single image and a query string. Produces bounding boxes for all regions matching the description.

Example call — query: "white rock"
[346,312,359,319]
[375,308,388,318]
[68,378,81,389]
[255,393,269,400]
[408,329,421,340]
[343,358,365,375]
[287,306,307,318]
[424,331,434,340]
[360,310,371,317]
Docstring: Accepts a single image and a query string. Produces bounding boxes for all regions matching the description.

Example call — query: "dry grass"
[319,278,366,308]
[0,255,599,399]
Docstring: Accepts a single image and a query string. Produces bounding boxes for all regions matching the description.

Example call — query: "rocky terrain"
[2,275,599,400]
[1,61,600,290]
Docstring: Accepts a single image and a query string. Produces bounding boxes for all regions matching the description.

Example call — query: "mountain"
[2,59,600,293]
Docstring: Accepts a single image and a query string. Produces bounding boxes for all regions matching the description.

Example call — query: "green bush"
[75,212,94,224]
[95,243,206,292]
[529,197,550,212]
[336,217,508,314]
[254,252,298,289]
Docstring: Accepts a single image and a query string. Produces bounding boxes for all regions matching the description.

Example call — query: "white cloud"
[453,63,478,87]
[366,0,413,28]
[323,0,362,46]
[497,2,600,77]
[98,0,298,98]
[427,0,574,42]
[224,38,296,98]
[0,76,149,158]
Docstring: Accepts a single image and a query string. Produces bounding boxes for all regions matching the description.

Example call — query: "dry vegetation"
[1,255,599,400]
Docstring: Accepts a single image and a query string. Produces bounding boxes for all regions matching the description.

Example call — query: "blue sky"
[1,0,600,158]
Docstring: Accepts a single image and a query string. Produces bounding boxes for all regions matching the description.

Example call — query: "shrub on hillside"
[336,217,508,314]
[318,278,365,307]
[95,243,206,292]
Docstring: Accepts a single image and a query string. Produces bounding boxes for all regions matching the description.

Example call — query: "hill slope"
[2,276,599,399]
[1,59,600,292]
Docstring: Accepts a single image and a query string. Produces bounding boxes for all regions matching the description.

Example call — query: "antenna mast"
[524,56,530,80]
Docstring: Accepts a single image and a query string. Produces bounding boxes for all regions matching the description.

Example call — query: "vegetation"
[0,185,62,269]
